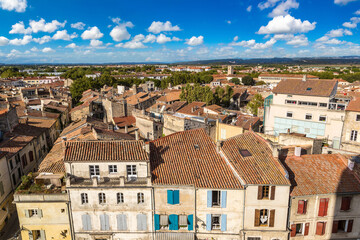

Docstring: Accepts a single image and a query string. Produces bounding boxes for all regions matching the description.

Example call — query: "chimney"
[191,107,194,113]
[216,141,221,153]
[135,129,139,140]
[143,142,150,153]
[294,146,301,157]
[125,125,128,133]
[348,156,356,171]
[61,136,67,148]
[302,74,307,82]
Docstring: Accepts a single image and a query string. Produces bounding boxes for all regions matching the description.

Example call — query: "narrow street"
[0,211,21,240]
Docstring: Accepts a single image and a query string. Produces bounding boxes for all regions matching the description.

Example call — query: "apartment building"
[341,97,360,153]
[64,141,153,240]
[284,153,360,239]
[264,79,346,147]
[258,74,319,85]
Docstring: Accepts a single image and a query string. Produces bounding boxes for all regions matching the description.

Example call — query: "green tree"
[230,78,240,85]
[242,75,255,86]
[247,94,264,116]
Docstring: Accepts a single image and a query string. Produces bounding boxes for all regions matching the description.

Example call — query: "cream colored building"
[215,121,244,142]
[341,97,360,153]
[0,154,12,230]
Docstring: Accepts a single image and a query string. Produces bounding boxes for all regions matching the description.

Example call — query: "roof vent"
[306,87,312,91]
[194,144,199,150]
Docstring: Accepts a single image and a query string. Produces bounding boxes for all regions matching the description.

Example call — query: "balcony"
[66,176,151,187]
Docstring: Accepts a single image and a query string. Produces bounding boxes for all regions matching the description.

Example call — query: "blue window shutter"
[169,214,178,230]
[187,214,193,231]
[221,191,227,208]
[221,214,227,232]
[167,190,174,204]
[206,214,212,231]
[174,190,180,204]
[117,214,127,230]
[154,214,160,231]
[207,190,212,207]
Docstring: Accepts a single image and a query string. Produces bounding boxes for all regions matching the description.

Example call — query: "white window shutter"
[40,230,45,240]
[25,210,29,218]
[38,209,43,218]
[28,231,33,240]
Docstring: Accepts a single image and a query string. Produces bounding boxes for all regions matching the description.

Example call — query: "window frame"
[262,186,270,199]
[109,165,118,174]
[98,192,106,204]
[350,130,358,141]
[126,165,137,180]
[137,192,144,204]
[286,111,293,118]
[319,115,327,122]
[89,165,100,178]
[305,113,312,120]
[259,209,268,226]
[356,114,360,122]
[117,192,124,204]
[212,190,221,207]
[81,193,88,204]
[211,214,221,230]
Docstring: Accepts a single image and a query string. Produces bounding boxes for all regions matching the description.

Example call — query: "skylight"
[306,87,312,91]
[239,149,252,157]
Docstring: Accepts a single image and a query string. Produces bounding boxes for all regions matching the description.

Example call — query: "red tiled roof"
[259,73,319,78]
[113,116,136,127]
[176,102,206,116]
[284,154,360,196]
[273,79,337,97]
[64,141,149,162]
[346,97,360,112]
[150,129,243,189]
[221,132,290,185]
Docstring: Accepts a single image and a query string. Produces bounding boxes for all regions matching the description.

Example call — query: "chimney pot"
[216,141,221,153]
[348,157,356,171]
[294,146,301,157]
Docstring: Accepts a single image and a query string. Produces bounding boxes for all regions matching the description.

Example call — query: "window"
[9,159,13,170]
[26,209,42,218]
[212,191,221,206]
[137,192,144,204]
[319,103,327,107]
[297,200,307,214]
[211,215,221,230]
[126,165,137,181]
[21,155,28,167]
[291,223,309,237]
[306,87,312,91]
[286,112,293,118]
[160,215,169,229]
[258,186,271,200]
[179,215,188,229]
[333,220,353,233]
[12,174,16,186]
[316,222,326,235]
[298,101,317,106]
[285,100,297,104]
[220,128,226,139]
[81,193,88,204]
[89,165,100,178]
[28,230,45,240]
[247,238,261,240]
[340,197,351,211]
[29,151,34,162]
[117,192,124,204]
[350,130,358,141]
[259,209,268,226]
[99,193,106,204]
[318,198,329,217]
[356,114,360,122]
[319,116,326,122]
[305,114,312,120]
[167,190,180,204]
[109,165,117,173]
[296,223,303,235]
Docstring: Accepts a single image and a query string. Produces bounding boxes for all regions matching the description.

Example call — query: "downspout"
[152,185,155,240]
[242,185,247,240]
[194,185,197,238]
[286,196,292,240]
[66,200,75,240]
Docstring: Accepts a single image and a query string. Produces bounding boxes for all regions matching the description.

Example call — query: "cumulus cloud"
[65,43,77,49]
[247,5,252,12]
[0,36,9,46]
[9,35,32,45]
[81,26,104,40]
[7,49,21,58]
[0,0,27,12]
[90,39,103,47]
[71,22,85,30]
[148,21,181,34]
[252,38,277,49]
[33,35,51,44]
[52,30,77,40]
[258,0,281,10]
[156,34,180,44]
[116,41,146,49]
[286,34,309,46]
[230,39,256,47]
[325,28,352,38]
[334,0,358,5]
[257,15,316,34]
[186,36,204,46]
[226,20,231,24]
[30,47,38,52]
[110,21,134,42]
[356,9,360,14]
[269,0,299,17]
[9,21,31,34]
[42,47,54,53]
[343,17,360,28]
[143,34,156,43]
[29,19,66,33]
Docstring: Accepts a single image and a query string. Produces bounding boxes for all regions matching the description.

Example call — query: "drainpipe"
[286,196,292,240]
[194,185,197,238]
[242,185,247,240]
[151,185,155,240]
[66,200,75,240]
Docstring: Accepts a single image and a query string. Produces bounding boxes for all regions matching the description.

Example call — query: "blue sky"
[0,0,360,63]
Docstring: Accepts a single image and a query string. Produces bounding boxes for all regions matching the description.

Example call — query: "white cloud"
[31,47,38,51]
[272,33,294,40]
[196,47,209,55]
[343,17,360,28]
[298,49,310,54]
[186,36,204,46]
[226,20,231,24]
[52,30,77,40]
[156,34,180,44]
[143,34,156,43]
[252,38,277,49]
[71,22,85,30]
[148,21,181,34]
[110,21,134,42]
[9,35,32,45]
[230,39,256,47]
[81,26,104,40]
[334,0,358,5]
[257,15,316,34]
[116,41,146,49]
[258,0,281,10]
[247,5,252,12]
[286,34,308,46]
[90,39,103,47]
[269,0,299,17]
[133,34,145,42]
[42,47,54,53]
[233,36,239,42]
[7,49,20,58]
[29,18,66,33]
[33,35,51,44]
[0,0,27,12]
[65,43,77,49]
[326,28,352,38]
[9,21,32,34]
[356,9,360,14]
[0,36,9,46]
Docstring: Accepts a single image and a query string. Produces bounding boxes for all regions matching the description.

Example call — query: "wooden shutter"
[254,209,260,227]
[318,198,329,216]
[167,190,174,204]
[297,200,304,214]
[332,220,338,233]
[154,214,160,231]
[137,214,147,231]
[290,224,296,237]
[303,200,307,214]
[257,186,263,200]
[0,182,4,196]
[105,214,110,230]
[38,209,43,218]
[347,220,353,232]
[221,214,227,232]
[340,197,351,211]
[82,214,88,230]
[40,230,45,240]
[169,214,178,230]
[117,214,127,231]
[221,191,227,208]
[304,223,310,236]
[269,209,275,227]
[207,191,212,207]
[100,214,105,230]
[86,215,92,230]
[187,214,193,231]
[316,222,326,235]
[173,190,180,204]
[206,214,211,231]
[25,210,29,218]
[270,186,276,200]
[28,231,34,240]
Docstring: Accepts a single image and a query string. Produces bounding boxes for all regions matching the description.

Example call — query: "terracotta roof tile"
[150,129,243,189]
[176,102,206,116]
[273,79,337,97]
[113,116,136,127]
[346,97,360,112]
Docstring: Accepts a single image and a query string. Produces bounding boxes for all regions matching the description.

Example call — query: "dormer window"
[306,87,312,91]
